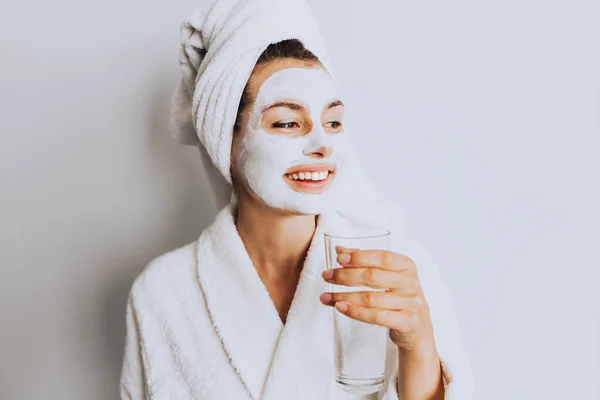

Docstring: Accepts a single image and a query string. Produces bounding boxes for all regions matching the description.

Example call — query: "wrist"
[395,333,436,355]
[396,341,444,400]
[397,340,439,371]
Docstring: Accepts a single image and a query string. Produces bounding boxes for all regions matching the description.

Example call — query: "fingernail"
[335,245,345,254]
[320,293,333,303]
[335,302,348,313]
[322,269,333,280]
[337,253,351,264]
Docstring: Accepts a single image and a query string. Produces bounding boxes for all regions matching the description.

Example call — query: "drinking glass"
[324,227,391,395]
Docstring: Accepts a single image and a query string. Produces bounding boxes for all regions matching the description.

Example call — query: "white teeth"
[286,171,331,181]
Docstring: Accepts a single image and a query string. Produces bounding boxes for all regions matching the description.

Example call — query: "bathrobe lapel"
[196,205,351,400]
[196,205,284,399]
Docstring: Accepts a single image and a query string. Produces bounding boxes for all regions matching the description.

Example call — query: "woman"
[120,0,473,399]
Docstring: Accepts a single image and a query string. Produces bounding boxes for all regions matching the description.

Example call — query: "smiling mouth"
[282,164,336,194]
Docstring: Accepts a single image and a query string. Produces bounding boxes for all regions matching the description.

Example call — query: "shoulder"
[128,240,199,310]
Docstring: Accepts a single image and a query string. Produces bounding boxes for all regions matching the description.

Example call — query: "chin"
[246,177,343,216]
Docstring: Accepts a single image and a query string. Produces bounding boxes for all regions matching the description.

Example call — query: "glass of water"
[324,227,391,395]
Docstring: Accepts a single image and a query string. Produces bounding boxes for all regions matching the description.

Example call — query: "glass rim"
[323,227,391,240]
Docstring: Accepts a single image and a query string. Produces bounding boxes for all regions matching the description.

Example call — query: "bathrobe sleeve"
[120,294,149,400]
[376,237,474,400]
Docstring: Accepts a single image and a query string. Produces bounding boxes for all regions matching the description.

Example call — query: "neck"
[235,191,316,280]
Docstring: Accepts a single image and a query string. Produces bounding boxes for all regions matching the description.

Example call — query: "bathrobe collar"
[195,204,351,400]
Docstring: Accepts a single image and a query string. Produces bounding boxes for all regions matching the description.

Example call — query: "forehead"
[254,67,339,108]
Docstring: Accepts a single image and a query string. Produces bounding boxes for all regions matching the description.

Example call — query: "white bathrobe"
[120,204,473,399]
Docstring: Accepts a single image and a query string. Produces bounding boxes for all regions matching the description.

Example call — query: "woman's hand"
[319,247,435,352]
[320,247,445,398]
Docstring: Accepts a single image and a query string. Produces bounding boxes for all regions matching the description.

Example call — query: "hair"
[233,39,321,134]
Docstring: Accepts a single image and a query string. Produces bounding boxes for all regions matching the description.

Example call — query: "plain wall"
[1,0,598,399]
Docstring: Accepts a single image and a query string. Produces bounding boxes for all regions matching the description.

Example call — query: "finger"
[325,267,419,293]
[320,290,419,310]
[337,250,416,273]
[335,302,402,329]
[335,245,359,254]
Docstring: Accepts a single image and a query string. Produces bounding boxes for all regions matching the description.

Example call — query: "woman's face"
[231,59,354,215]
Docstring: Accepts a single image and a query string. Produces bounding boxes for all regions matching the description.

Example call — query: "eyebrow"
[262,101,304,113]
[261,99,344,113]
[325,100,344,110]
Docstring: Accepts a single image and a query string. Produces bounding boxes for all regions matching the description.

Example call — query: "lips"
[283,163,336,194]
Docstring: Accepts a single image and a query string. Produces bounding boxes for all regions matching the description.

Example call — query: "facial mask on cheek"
[234,68,354,214]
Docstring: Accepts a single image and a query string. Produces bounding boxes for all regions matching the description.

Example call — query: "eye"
[325,121,343,129]
[273,121,300,129]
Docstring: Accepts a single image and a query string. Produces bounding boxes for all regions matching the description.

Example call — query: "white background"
[1,0,598,399]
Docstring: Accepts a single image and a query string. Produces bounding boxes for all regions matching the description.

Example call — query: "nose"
[305,145,333,159]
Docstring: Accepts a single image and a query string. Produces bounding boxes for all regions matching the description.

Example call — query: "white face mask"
[234,67,354,214]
